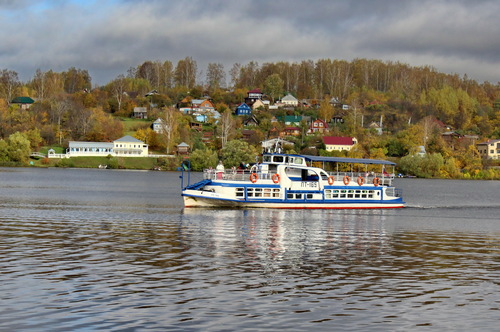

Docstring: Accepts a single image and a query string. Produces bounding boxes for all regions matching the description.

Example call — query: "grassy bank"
[29,156,182,171]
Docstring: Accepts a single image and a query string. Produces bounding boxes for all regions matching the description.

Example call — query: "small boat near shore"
[180,152,405,209]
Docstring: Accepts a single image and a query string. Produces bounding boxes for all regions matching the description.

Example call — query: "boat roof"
[265,153,396,166]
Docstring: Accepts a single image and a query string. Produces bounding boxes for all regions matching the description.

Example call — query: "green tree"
[189,148,218,171]
[6,131,31,163]
[264,73,284,103]
[221,140,257,168]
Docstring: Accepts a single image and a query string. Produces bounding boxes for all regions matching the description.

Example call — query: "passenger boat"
[180,153,405,209]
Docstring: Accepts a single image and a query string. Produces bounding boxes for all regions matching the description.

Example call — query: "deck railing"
[204,169,395,186]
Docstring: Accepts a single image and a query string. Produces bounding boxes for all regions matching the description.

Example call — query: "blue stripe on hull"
[182,192,405,208]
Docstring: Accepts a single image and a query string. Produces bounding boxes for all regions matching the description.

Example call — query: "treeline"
[0,57,499,178]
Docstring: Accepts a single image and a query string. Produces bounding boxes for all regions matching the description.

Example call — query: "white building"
[64,136,148,158]
[113,136,149,157]
[281,93,298,107]
[477,139,500,159]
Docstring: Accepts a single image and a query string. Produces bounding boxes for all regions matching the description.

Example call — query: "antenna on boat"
[273,137,283,153]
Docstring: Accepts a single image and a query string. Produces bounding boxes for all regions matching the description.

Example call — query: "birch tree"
[218,108,234,148]
[159,107,179,154]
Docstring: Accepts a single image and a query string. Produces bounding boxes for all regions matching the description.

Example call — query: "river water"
[0,167,498,331]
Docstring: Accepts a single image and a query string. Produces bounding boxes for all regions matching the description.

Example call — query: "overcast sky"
[1,0,499,86]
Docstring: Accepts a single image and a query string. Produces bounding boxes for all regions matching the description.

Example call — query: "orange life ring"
[250,173,258,183]
[272,173,280,183]
[328,176,335,185]
[373,177,381,186]
[357,176,365,186]
[343,175,350,185]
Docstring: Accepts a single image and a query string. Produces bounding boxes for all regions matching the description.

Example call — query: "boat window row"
[286,193,320,200]
[325,189,380,199]
[236,187,281,198]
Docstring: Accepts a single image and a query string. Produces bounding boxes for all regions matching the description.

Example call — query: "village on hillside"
[0,59,499,178]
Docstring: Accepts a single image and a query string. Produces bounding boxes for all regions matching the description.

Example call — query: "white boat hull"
[180,152,405,210]
[182,189,404,209]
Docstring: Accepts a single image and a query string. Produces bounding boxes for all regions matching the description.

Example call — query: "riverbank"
[23,155,183,171]
[2,155,499,180]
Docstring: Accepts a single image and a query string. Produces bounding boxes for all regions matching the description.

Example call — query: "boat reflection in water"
[180,208,393,272]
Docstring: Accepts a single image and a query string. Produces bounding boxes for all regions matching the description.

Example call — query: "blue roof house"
[235,103,252,116]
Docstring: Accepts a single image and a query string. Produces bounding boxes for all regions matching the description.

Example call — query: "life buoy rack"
[272,173,280,184]
[328,176,335,185]
[373,177,381,186]
[250,173,258,183]
[343,175,350,185]
[357,176,365,186]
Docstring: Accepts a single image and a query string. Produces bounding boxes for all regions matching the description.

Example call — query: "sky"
[1,0,499,86]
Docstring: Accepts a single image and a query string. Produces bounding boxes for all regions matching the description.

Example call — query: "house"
[11,96,35,109]
[477,139,500,159]
[323,136,358,152]
[308,119,329,134]
[282,127,301,137]
[113,135,149,157]
[281,93,298,107]
[243,115,259,126]
[442,131,478,150]
[133,107,147,119]
[194,110,220,123]
[369,121,383,135]
[190,122,202,131]
[245,88,263,105]
[179,98,215,114]
[152,118,164,133]
[251,99,266,110]
[176,142,190,155]
[191,99,215,112]
[235,103,252,116]
[276,115,303,126]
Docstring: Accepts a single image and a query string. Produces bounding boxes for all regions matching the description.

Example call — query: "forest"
[0,57,499,178]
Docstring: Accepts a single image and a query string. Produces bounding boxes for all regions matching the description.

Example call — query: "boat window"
[273,156,284,163]
[263,155,271,162]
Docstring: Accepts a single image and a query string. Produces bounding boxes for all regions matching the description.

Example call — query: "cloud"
[1,0,499,85]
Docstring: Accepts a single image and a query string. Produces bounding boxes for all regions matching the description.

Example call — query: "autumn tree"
[318,97,335,122]
[50,98,71,145]
[62,67,91,93]
[174,57,197,88]
[0,69,20,105]
[206,63,226,91]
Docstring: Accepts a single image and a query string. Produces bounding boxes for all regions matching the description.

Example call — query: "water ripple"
[1,171,499,331]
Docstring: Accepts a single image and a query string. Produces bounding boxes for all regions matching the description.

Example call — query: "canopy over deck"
[301,154,396,166]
